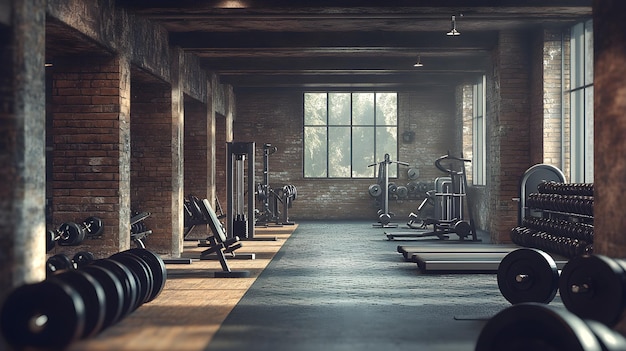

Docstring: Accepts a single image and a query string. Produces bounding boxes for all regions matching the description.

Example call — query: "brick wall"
[50,55,129,257]
[130,77,173,252]
[233,88,458,221]
[215,114,228,214]
[183,97,210,237]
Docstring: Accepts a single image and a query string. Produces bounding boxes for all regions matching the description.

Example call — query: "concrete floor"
[206,221,522,351]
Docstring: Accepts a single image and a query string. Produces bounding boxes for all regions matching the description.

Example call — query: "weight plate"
[80,265,125,329]
[368,184,382,197]
[47,254,74,276]
[407,167,419,180]
[475,303,602,351]
[84,216,104,236]
[73,251,95,269]
[0,279,86,350]
[453,221,471,239]
[585,319,626,351]
[46,229,56,252]
[55,270,106,338]
[396,186,408,199]
[497,248,559,304]
[379,213,392,225]
[58,222,84,246]
[559,254,626,326]
[110,252,154,306]
[91,259,140,316]
[127,248,167,302]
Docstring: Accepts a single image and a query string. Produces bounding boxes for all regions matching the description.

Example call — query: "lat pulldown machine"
[386,153,479,241]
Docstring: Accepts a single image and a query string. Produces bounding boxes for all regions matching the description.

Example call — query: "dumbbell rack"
[513,180,594,259]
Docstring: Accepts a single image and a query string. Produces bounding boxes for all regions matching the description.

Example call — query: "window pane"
[570,89,584,182]
[376,93,397,126]
[376,126,398,178]
[304,126,327,177]
[584,87,594,182]
[328,93,351,125]
[352,93,375,125]
[584,19,594,86]
[352,126,375,177]
[328,127,351,177]
[304,93,327,125]
[570,23,584,89]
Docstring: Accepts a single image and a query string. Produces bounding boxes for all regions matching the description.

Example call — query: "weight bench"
[184,195,225,240]
[407,251,568,273]
[196,198,250,278]
[396,244,520,260]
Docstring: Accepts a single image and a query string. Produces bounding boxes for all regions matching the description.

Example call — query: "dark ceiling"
[113,0,591,89]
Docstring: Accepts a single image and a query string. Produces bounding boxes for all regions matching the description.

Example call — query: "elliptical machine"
[386,153,479,241]
[369,153,410,228]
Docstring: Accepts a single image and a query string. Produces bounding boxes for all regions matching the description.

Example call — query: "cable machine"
[226,141,256,240]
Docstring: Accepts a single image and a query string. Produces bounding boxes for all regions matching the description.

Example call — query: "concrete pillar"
[171,48,184,257]
[0,0,46,294]
[207,77,217,211]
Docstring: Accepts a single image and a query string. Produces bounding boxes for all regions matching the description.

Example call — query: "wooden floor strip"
[67,225,297,351]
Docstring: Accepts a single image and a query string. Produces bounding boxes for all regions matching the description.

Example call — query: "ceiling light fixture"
[413,56,423,67]
[446,15,461,36]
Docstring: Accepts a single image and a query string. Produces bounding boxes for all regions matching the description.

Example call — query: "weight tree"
[370,153,410,228]
[226,142,256,240]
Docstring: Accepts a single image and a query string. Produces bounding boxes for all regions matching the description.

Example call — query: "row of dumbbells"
[1,248,167,350]
[46,216,104,251]
[537,180,594,196]
[510,226,592,258]
[527,192,594,216]
[522,216,594,243]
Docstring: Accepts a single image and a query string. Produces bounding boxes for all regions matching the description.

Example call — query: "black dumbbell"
[497,248,560,304]
[47,252,96,275]
[46,216,104,251]
[475,303,626,351]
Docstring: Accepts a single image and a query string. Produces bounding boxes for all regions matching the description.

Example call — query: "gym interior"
[2,0,626,350]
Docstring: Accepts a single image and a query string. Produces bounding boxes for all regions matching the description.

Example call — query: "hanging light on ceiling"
[413,56,423,67]
[446,15,461,36]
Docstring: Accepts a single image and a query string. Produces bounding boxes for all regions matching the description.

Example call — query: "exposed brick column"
[487,31,532,243]
[50,55,131,258]
[593,3,626,257]
[0,0,46,291]
[593,0,626,334]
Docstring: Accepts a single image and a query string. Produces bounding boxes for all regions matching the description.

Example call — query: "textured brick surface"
[50,55,129,258]
[130,78,174,253]
[234,88,459,222]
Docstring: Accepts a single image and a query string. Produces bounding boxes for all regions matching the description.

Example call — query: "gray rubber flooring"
[206,221,518,351]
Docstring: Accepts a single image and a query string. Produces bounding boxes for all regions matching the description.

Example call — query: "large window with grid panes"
[303,92,398,178]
